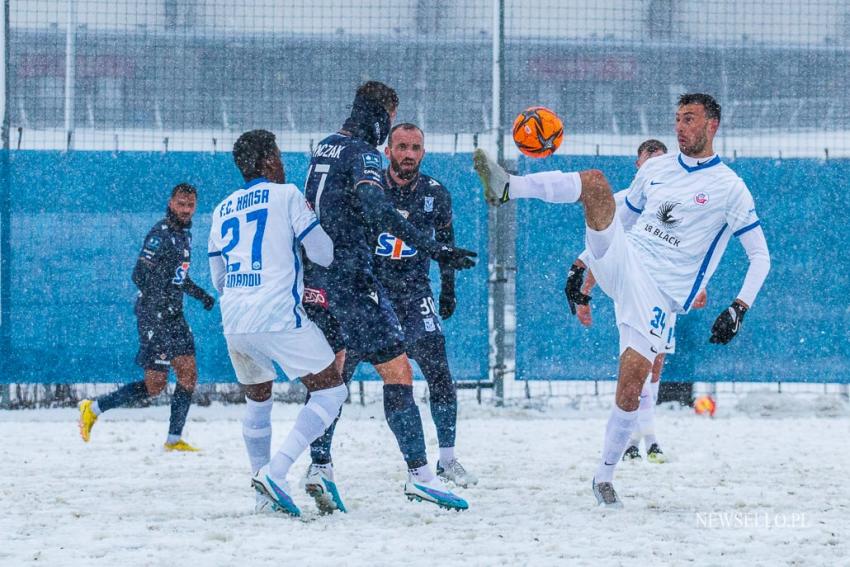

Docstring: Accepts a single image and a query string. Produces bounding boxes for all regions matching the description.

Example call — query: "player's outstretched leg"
[78,380,150,442]
[410,335,478,488]
[377,355,468,511]
[473,148,586,206]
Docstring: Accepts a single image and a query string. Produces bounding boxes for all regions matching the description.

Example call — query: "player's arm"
[132,227,164,293]
[207,232,226,296]
[354,152,475,269]
[710,184,771,344]
[287,186,334,267]
[434,186,456,319]
[618,169,650,233]
[182,275,215,311]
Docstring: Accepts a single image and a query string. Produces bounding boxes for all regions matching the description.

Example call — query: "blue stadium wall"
[0,150,488,384]
[1,151,848,383]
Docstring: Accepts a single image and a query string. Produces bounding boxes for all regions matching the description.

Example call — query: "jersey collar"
[384,170,421,193]
[678,153,721,173]
[243,176,268,189]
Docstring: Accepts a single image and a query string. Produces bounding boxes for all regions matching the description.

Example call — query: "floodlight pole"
[0,0,10,405]
[64,0,76,151]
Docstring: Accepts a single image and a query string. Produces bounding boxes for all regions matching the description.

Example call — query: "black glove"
[564,263,592,315]
[709,301,748,344]
[432,245,477,270]
[201,292,216,311]
[439,287,456,320]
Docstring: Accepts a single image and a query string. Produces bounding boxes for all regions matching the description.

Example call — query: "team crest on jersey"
[424,196,434,212]
[375,232,417,259]
[694,192,709,206]
[172,262,190,284]
[363,153,382,169]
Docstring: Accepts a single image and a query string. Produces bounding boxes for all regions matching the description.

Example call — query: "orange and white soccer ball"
[512,106,564,158]
[694,395,717,417]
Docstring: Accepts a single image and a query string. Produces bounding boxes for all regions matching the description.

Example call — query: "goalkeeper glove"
[432,245,477,270]
[564,263,592,315]
[709,301,748,344]
[200,292,216,311]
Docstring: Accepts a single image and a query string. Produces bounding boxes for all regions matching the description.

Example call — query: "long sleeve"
[301,223,334,267]
[736,225,771,307]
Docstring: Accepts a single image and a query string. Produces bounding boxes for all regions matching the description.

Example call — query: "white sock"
[242,396,273,475]
[508,171,582,203]
[651,380,660,405]
[638,374,657,447]
[166,434,181,445]
[439,447,456,466]
[91,400,102,416]
[585,219,617,259]
[595,405,639,483]
[269,384,347,481]
[409,464,436,482]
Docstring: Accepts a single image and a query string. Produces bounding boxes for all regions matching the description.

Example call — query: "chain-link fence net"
[8,0,850,156]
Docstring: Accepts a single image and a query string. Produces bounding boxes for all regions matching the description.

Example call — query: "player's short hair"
[233,129,278,179]
[170,182,197,198]
[637,139,667,157]
[355,81,399,114]
[678,93,721,122]
[388,123,424,146]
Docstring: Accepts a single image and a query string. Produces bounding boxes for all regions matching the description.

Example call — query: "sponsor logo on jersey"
[375,232,418,259]
[398,209,410,219]
[146,235,161,250]
[428,178,440,187]
[694,192,709,206]
[303,287,329,309]
[656,201,682,229]
[172,261,190,284]
[424,196,434,212]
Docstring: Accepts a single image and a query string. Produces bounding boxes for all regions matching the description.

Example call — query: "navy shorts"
[393,293,444,346]
[329,281,405,365]
[303,286,346,354]
[135,313,195,371]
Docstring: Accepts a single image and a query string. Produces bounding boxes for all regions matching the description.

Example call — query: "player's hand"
[564,263,592,316]
[439,288,456,320]
[433,245,477,270]
[692,289,708,309]
[709,300,747,344]
[575,303,592,327]
[201,292,216,311]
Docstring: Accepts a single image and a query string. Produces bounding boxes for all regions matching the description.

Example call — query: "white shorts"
[585,217,677,363]
[225,320,335,385]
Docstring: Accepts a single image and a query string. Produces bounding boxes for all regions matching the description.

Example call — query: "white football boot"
[436,459,479,488]
[303,463,347,514]
[251,464,301,517]
[473,148,511,206]
[404,474,469,511]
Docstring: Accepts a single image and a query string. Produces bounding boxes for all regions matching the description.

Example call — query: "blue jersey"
[372,172,453,303]
[303,132,437,294]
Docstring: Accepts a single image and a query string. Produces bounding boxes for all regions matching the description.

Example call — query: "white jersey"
[623,152,760,312]
[208,178,320,334]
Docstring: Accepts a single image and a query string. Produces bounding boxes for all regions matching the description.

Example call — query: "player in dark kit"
[320,123,478,488]
[301,81,476,512]
[78,183,216,452]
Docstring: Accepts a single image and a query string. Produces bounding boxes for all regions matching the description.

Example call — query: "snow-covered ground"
[1,393,848,566]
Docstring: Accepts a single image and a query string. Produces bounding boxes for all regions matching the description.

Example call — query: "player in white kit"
[474,94,771,508]
[208,130,348,517]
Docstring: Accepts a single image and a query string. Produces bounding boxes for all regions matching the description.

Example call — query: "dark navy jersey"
[303,132,437,293]
[372,172,453,302]
[132,218,207,319]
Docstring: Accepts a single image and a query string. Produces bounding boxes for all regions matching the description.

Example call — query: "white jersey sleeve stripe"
[683,223,729,311]
[290,239,303,328]
[733,219,761,237]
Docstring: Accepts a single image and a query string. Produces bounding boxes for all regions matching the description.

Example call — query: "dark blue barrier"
[1,151,487,384]
[515,155,850,383]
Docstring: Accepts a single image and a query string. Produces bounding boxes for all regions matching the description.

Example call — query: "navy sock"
[410,336,457,449]
[96,381,148,413]
[309,406,341,465]
[168,383,194,437]
[383,384,427,469]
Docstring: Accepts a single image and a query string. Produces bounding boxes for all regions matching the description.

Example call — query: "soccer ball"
[694,395,717,417]
[512,106,564,158]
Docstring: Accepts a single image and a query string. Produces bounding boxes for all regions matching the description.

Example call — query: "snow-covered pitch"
[2,394,848,566]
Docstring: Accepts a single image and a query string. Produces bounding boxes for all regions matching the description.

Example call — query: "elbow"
[312,250,334,268]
